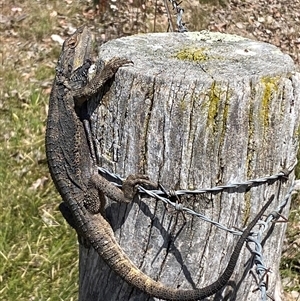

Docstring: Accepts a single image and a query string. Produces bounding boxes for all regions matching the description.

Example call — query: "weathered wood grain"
[79,31,300,301]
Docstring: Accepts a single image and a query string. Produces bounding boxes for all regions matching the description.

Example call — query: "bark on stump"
[79,32,300,301]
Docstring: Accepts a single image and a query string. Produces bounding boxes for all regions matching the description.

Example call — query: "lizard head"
[56,26,93,80]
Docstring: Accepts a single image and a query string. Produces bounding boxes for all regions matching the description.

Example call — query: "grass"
[0,0,299,300]
[0,1,81,300]
[0,96,79,300]
[0,71,79,300]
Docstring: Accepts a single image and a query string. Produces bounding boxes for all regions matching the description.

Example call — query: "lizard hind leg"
[122,174,158,202]
[89,173,157,204]
[84,182,106,215]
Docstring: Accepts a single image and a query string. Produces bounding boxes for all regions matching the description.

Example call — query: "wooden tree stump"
[79,32,300,301]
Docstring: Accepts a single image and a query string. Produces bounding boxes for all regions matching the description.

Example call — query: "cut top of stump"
[99,31,295,82]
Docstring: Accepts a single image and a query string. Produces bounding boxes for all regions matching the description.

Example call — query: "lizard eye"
[67,36,77,48]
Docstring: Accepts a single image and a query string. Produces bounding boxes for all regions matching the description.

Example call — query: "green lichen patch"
[207,82,220,129]
[260,76,279,128]
[175,47,208,62]
[205,82,230,131]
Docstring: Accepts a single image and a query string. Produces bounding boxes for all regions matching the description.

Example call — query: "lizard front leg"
[74,57,133,107]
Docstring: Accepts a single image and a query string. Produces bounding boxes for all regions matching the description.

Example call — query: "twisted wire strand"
[246,180,295,301]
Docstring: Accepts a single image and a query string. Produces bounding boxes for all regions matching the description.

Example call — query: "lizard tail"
[85,196,273,301]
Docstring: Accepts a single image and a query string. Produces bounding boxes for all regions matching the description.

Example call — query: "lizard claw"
[105,57,133,72]
[122,174,157,201]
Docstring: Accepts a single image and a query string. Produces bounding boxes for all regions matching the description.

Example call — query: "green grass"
[0,1,81,300]
[0,85,79,300]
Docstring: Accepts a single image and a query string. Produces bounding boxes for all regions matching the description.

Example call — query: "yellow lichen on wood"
[260,76,279,128]
[175,47,208,62]
[243,191,251,227]
[206,82,230,134]
[206,81,220,130]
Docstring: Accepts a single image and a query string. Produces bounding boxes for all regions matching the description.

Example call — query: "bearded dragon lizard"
[45,26,273,300]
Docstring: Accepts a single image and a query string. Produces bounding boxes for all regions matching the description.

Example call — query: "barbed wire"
[246,181,294,301]
[98,162,295,235]
[165,0,188,32]
[98,160,295,200]
[98,161,296,300]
